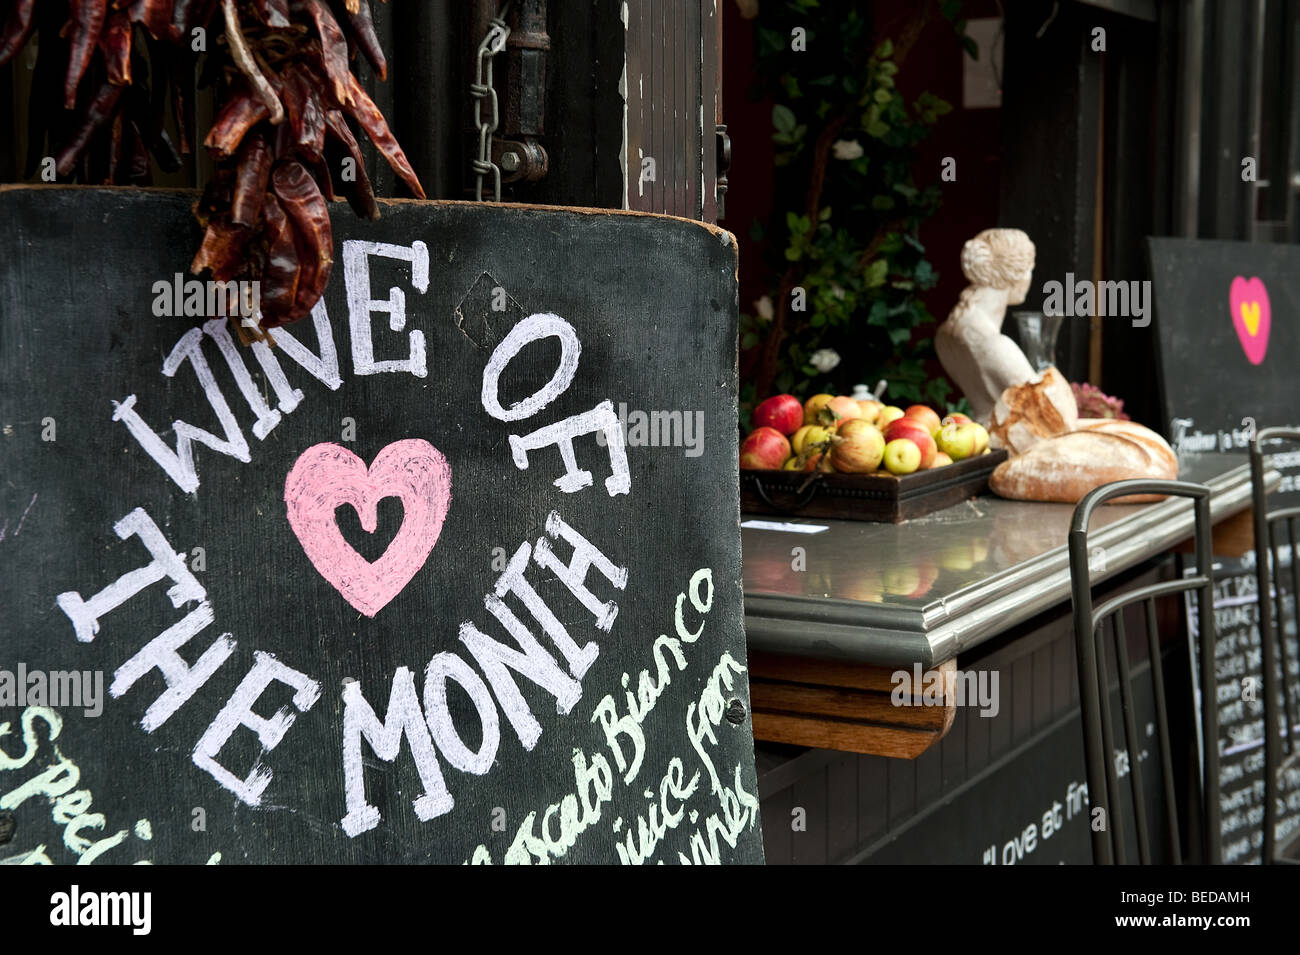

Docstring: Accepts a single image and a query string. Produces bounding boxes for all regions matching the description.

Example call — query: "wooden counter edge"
[748,652,957,759]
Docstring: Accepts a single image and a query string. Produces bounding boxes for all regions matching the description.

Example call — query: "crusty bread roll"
[989,418,1178,503]
[988,366,1079,455]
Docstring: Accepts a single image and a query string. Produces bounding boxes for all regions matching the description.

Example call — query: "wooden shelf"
[748,651,957,759]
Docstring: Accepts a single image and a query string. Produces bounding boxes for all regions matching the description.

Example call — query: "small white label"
[740,520,829,535]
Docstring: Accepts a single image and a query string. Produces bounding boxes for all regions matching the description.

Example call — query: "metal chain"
[471,4,512,202]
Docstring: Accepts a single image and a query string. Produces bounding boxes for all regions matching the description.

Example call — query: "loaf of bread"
[988,366,1079,455]
[989,418,1178,503]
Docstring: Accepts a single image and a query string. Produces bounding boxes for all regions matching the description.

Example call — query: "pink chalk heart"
[284,440,452,617]
[1229,275,1271,365]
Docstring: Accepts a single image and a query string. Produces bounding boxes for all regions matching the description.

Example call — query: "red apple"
[883,418,938,469]
[831,428,886,473]
[739,427,791,470]
[837,418,881,440]
[857,399,883,424]
[941,412,972,428]
[904,405,942,436]
[826,395,863,423]
[753,394,803,436]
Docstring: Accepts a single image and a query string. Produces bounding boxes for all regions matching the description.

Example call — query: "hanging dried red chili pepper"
[0,0,423,329]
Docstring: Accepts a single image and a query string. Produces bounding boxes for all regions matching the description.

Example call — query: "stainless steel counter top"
[741,453,1269,668]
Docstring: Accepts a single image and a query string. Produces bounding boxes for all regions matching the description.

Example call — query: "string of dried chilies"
[0,0,425,328]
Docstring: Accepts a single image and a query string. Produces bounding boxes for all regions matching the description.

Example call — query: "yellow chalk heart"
[1241,301,1261,336]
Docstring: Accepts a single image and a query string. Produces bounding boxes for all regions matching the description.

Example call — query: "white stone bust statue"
[935,228,1038,424]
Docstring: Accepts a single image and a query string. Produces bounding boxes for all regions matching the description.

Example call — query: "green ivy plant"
[741,0,975,420]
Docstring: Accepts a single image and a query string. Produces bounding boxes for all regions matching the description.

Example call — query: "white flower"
[809,348,841,372]
[832,139,863,161]
[754,295,774,321]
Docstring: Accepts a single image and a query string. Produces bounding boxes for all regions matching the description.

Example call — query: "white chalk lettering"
[192,651,322,805]
[508,400,631,495]
[263,298,343,392]
[533,510,629,635]
[110,603,236,732]
[203,318,281,440]
[480,313,581,422]
[340,668,452,837]
[422,653,500,775]
[56,507,205,644]
[344,239,429,377]
[111,328,251,493]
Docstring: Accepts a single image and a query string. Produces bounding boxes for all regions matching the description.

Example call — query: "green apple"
[882,438,921,475]
[937,421,980,460]
[877,405,906,428]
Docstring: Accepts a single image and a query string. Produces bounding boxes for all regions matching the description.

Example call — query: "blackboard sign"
[1185,554,1300,864]
[1149,237,1300,861]
[1148,237,1300,502]
[0,186,763,865]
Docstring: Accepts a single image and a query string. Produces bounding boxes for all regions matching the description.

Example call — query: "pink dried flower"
[1071,382,1130,420]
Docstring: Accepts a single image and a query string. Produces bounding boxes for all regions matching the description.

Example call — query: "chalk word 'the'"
[890,663,999,718]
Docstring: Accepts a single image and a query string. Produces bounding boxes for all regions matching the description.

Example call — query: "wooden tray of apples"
[739,393,1007,523]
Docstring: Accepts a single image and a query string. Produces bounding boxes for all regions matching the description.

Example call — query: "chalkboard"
[1148,237,1300,502]
[1148,237,1300,861]
[866,663,1169,865]
[1184,553,1300,864]
[0,186,764,865]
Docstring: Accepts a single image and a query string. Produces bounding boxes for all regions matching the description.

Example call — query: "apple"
[800,450,833,472]
[835,567,885,603]
[938,541,978,571]
[826,395,863,423]
[837,418,881,440]
[882,560,938,598]
[941,412,972,429]
[936,421,982,461]
[831,428,886,473]
[856,399,883,424]
[883,418,938,469]
[753,394,803,436]
[803,393,835,425]
[970,422,990,454]
[782,456,801,470]
[882,565,920,597]
[904,405,942,436]
[883,438,921,475]
[791,424,835,455]
[930,451,954,468]
[739,426,791,469]
[877,405,906,428]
